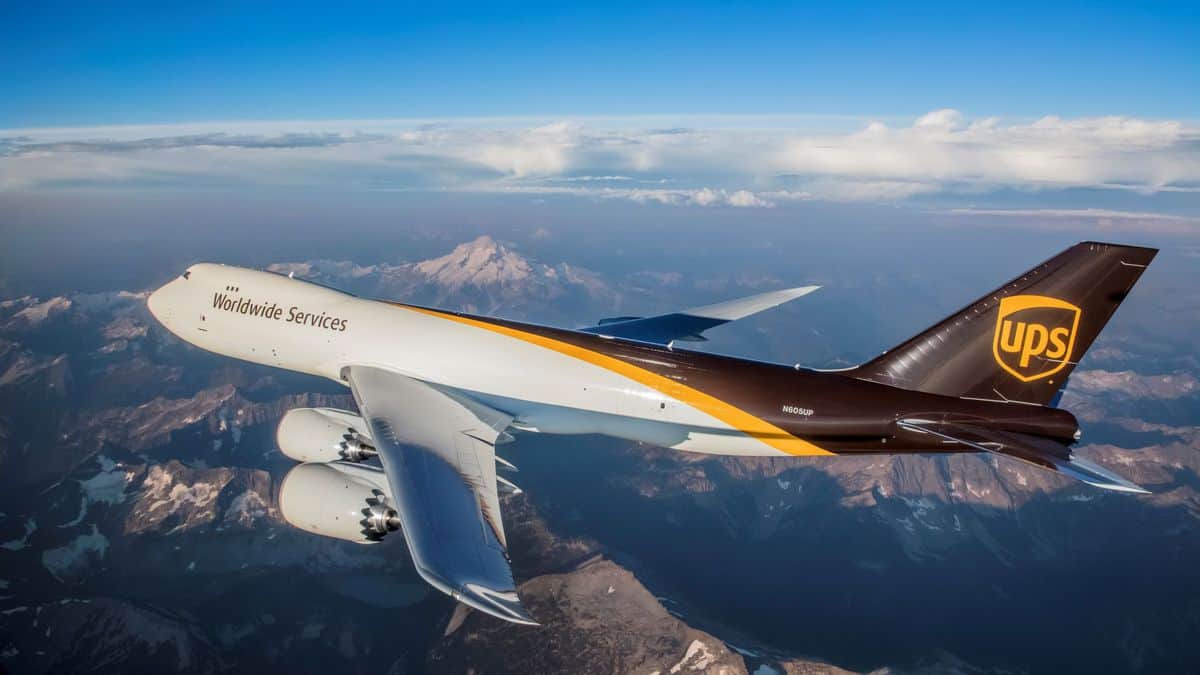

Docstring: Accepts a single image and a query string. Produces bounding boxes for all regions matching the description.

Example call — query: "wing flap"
[898,418,1148,494]
[584,286,819,345]
[346,365,536,624]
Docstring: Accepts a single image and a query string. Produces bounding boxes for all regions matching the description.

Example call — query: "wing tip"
[688,284,822,321]
[460,583,539,625]
[1060,456,1150,495]
[421,567,539,625]
[772,285,821,303]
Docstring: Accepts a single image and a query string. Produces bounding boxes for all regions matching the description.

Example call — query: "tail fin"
[853,241,1157,405]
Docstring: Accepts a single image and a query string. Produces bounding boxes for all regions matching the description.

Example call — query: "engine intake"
[277,462,399,544]
[276,407,376,463]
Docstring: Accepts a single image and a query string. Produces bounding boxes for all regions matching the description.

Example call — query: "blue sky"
[3,1,1198,126]
[2,1,1197,232]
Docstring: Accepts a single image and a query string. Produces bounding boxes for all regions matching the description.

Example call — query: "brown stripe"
[400,305,833,457]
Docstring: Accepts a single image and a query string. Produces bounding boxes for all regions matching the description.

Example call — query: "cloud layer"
[3,111,1199,214]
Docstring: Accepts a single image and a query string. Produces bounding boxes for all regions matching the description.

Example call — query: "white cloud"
[913,108,965,130]
[2,111,1199,211]
[556,175,633,182]
[726,189,773,208]
[766,179,942,203]
[947,207,1198,222]
[944,208,1200,232]
[471,121,581,177]
[769,112,1199,192]
[474,184,776,208]
[624,187,774,208]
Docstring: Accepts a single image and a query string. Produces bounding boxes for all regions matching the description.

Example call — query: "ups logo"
[992,295,1081,382]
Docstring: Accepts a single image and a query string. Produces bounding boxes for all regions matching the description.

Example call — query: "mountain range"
[1,236,1196,674]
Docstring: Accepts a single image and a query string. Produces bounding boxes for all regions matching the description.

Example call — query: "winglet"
[683,286,821,321]
[582,285,820,345]
[459,584,539,626]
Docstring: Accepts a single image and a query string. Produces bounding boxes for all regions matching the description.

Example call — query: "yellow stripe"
[402,306,833,457]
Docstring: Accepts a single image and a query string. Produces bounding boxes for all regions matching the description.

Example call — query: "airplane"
[147,240,1156,625]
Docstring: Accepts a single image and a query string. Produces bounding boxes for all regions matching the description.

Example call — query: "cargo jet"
[147,241,1156,624]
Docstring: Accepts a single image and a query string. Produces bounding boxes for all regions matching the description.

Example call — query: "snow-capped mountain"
[269,236,613,321]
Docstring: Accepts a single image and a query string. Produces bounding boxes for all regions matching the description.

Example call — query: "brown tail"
[852,241,1157,405]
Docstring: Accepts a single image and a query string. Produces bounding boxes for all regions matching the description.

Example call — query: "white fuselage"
[148,263,792,457]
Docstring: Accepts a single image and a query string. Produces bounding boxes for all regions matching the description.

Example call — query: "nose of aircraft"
[146,286,163,322]
[147,274,185,326]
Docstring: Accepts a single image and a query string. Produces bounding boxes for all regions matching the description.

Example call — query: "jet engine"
[276,407,376,463]
[277,462,400,544]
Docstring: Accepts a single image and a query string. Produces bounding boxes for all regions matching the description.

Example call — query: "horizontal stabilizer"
[1053,456,1148,494]
[898,418,1147,494]
[584,286,820,345]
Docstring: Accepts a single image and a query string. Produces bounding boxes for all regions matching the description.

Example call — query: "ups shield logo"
[992,295,1081,382]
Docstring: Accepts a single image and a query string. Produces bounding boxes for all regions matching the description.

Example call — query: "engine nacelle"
[277,462,399,544]
[276,407,376,463]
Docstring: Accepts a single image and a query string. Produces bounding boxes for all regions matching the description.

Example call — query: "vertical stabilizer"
[853,242,1157,405]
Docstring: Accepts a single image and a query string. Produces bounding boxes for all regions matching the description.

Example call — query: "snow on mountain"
[269,235,612,319]
[413,235,538,290]
[0,349,69,389]
[9,297,72,326]
[0,291,146,332]
[70,290,147,314]
[58,456,134,529]
[124,461,275,535]
[1070,368,1199,400]
[101,315,148,341]
[42,525,109,580]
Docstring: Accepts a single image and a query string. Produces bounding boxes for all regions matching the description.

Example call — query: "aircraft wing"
[344,365,536,625]
[581,286,820,345]
[897,418,1147,494]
